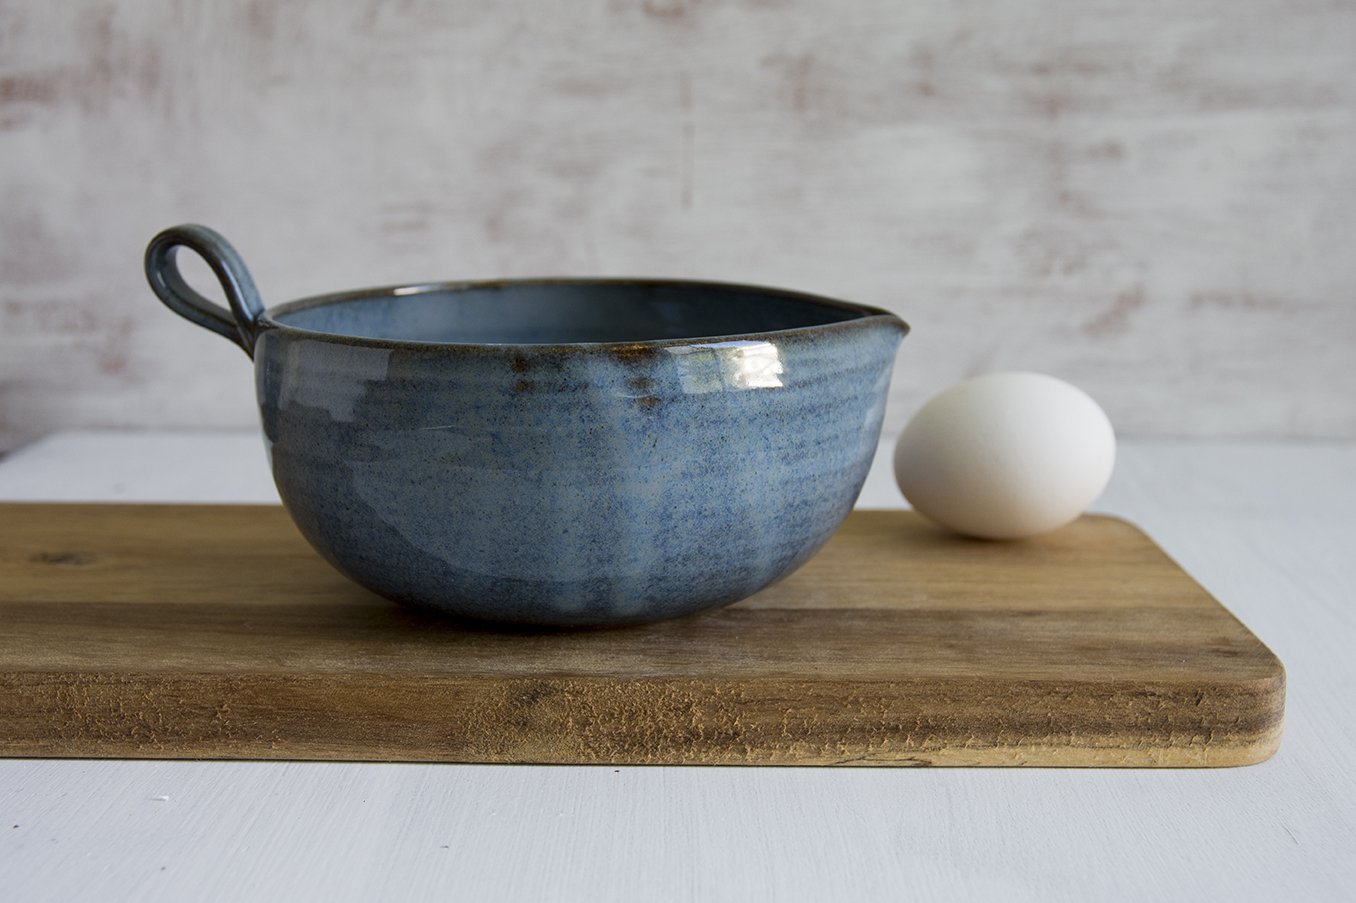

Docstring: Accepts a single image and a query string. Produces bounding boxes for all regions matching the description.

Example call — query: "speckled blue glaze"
[146,225,908,626]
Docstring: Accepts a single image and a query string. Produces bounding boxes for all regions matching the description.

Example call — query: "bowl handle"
[145,224,266,358]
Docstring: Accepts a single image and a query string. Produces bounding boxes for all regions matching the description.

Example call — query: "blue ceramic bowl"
[146,224,908,625]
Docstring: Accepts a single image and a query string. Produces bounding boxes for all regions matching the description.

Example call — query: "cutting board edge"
[0,667,1286,768]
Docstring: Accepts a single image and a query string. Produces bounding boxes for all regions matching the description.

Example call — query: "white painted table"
[1,432,1353,902]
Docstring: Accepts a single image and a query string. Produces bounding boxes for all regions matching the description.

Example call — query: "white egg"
[893,372,1115,540]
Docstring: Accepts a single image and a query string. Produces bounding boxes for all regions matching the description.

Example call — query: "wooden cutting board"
[0,504,1283,767]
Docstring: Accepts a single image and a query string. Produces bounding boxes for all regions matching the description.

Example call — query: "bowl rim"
[257,276,909,353]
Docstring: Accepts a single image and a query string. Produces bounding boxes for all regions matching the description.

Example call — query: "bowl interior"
[269,282,869,345]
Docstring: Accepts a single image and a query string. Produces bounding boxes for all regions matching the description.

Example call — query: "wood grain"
[0,504,1284,766]
[2,0,1354,449]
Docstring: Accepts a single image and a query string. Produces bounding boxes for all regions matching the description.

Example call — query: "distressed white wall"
[1,0,1353,449]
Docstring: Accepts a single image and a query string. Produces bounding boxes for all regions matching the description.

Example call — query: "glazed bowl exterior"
[146,225,908,625]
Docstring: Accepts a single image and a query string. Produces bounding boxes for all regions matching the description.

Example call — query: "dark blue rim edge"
[257,277,909,353]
